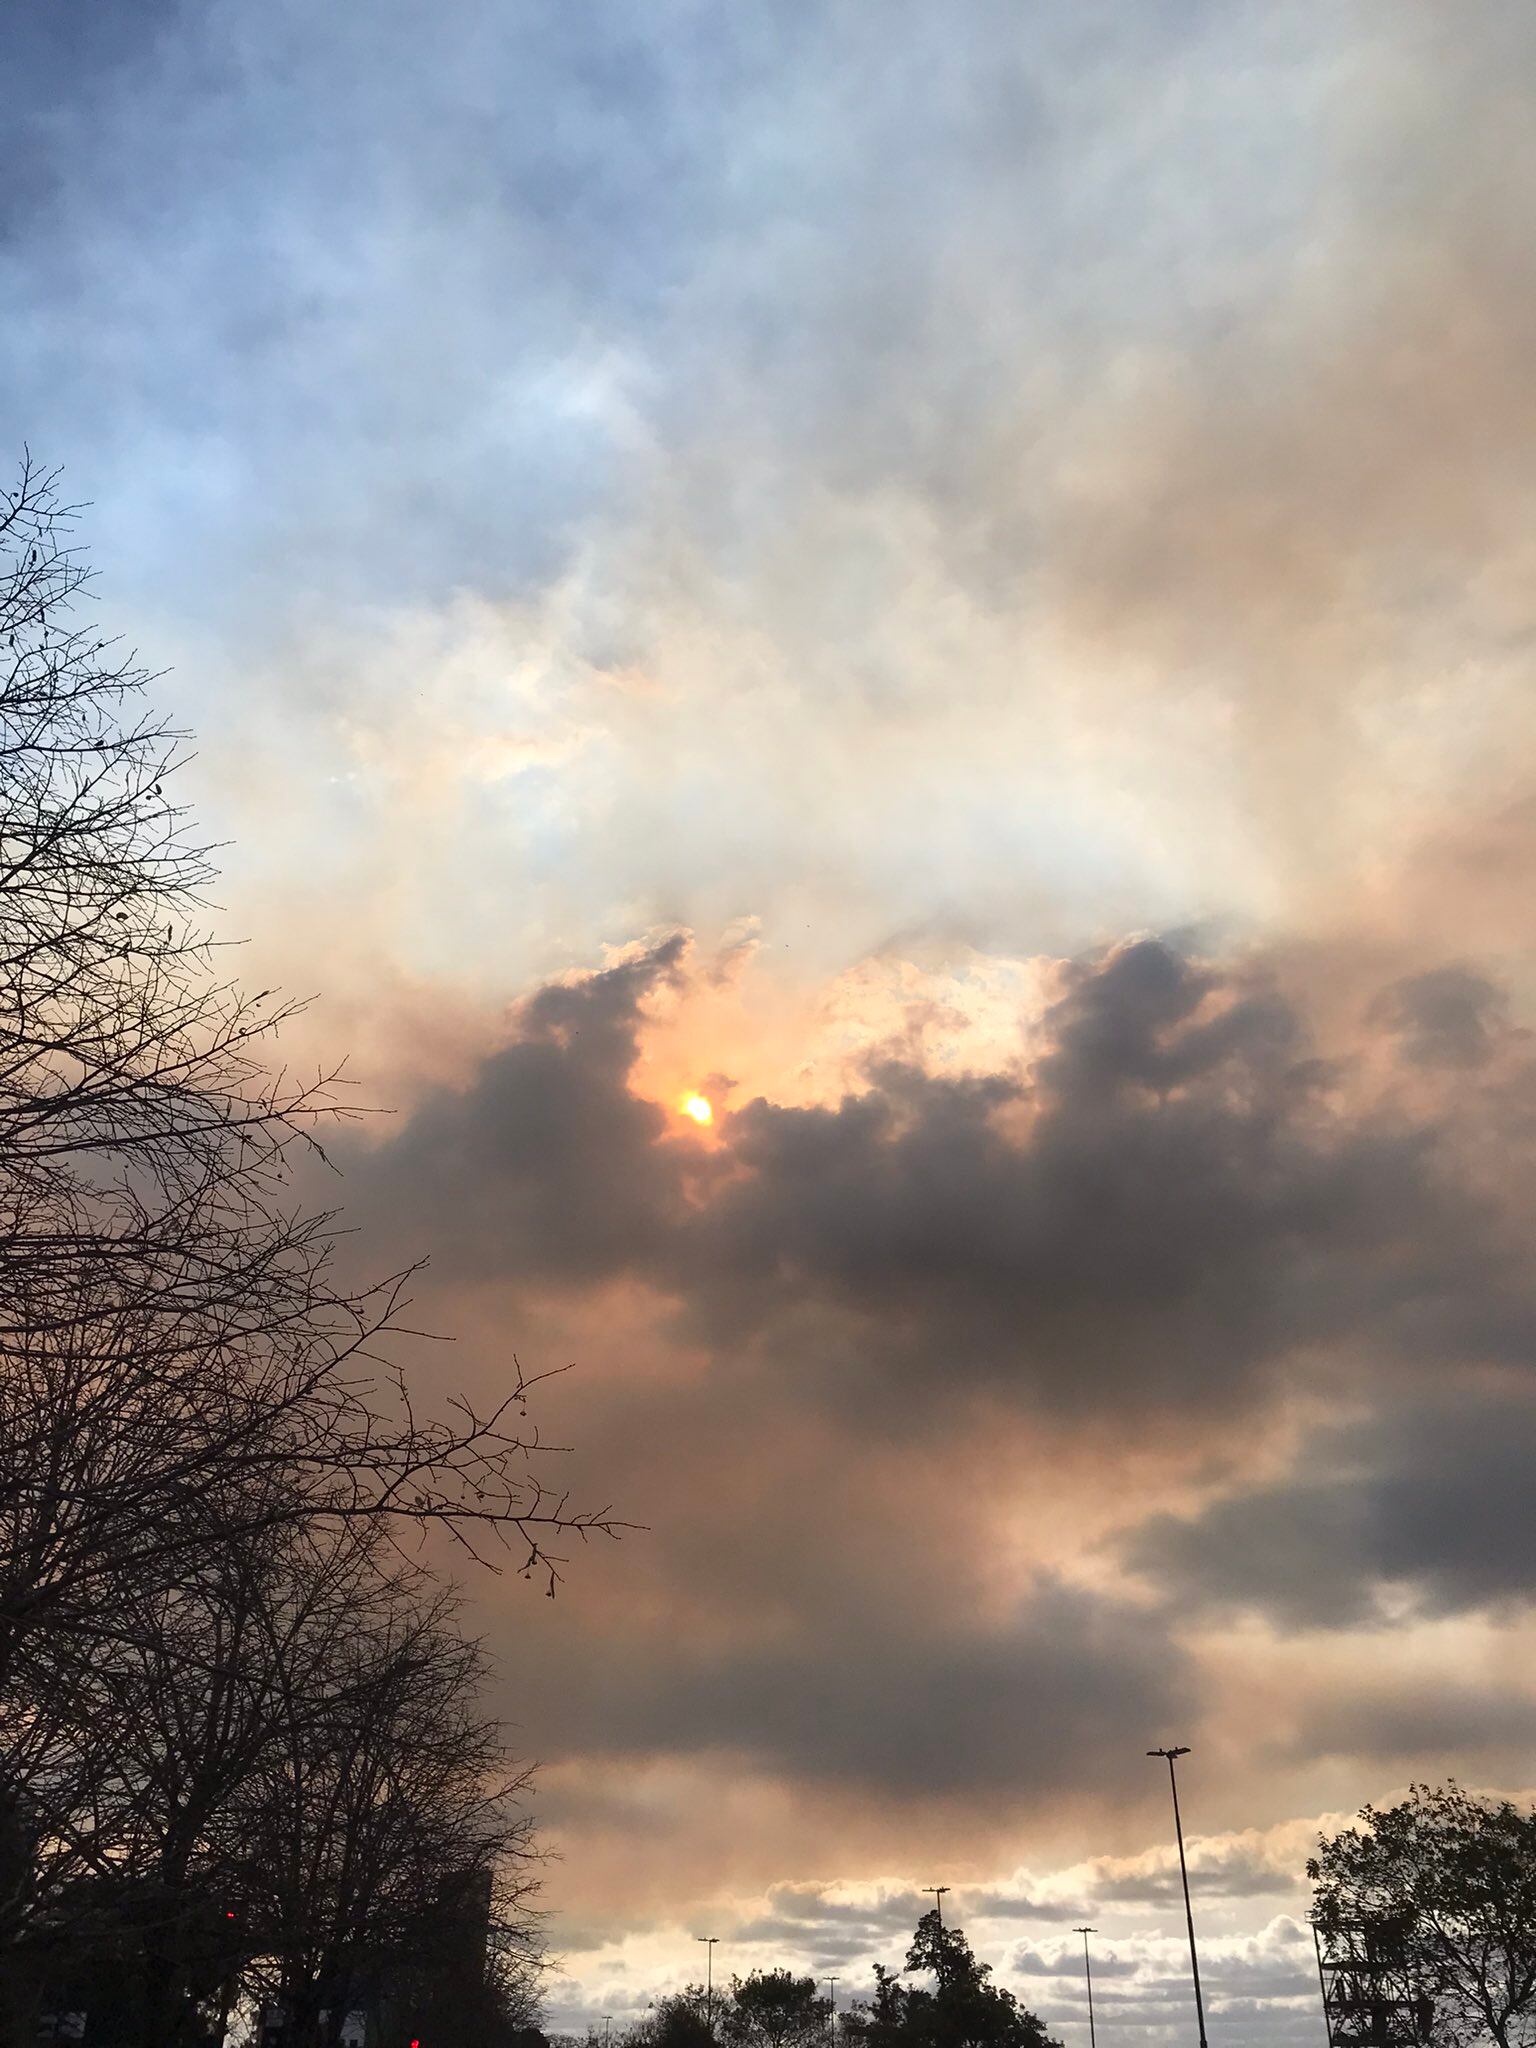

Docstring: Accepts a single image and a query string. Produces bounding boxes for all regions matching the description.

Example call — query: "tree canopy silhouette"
[629,1987,717,2048]
[839,1910,1059,2048]
[721,1971,829,2048]
[0,458,598,2043]
[1311,1782,1536,2048]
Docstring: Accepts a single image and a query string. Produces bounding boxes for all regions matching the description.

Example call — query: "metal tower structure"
[1313,1919,1434,2048]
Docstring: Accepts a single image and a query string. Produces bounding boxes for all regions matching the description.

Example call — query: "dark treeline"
[613,1912,1060,2048]
[0,458,611,2045]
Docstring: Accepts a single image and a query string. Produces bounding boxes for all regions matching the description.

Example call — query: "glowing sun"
[681,1092,714,1126]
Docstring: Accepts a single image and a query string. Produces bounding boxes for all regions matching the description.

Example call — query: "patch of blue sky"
[0,0,1356,621]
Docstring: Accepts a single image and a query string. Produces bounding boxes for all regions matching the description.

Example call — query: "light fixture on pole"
[1072,1929,1098,2048]
[1147,1746,1208,2048]
[921,1888,952,1990]
[696,1937,720,2035]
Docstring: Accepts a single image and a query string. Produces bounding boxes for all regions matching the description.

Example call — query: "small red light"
[226,1911,236,1919]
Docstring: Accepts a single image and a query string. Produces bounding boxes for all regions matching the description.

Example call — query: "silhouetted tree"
[721,1972,828,2048]
[840,1912,1058,2048]
[0,452,616,1665]
[0,457,599,2036]
[628,1988,717,2048]
[837,1968,906,2048]
[232,1563,535,2048]
[1311,1782,1536,2048]
[15,1511,379,2044]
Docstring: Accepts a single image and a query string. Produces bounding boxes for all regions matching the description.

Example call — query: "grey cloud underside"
[961,1893,1087,1925]
[1010,1949,1139,1981]
[361,933,1528,1417]
[726,1890,991,1970]
[1090,1836,1301,1907]
[374,935,690,1280]
[1285,1682,1536,1767]
[730,1888,1092,1955]
[524,1576,1188,1796]
[1368,966,1511,1071]
[1127,1395,1536,1628]
[349,930,1536,1801]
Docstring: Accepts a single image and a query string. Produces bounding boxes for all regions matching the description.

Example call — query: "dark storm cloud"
[528,1576,1189,1798]
[670,937,1414,1410]
[688,939,1534,1413]
[1283,1680,1536,1767]
[1126,1394,1536,1627]
[362,932,1526,1419]
[1369,965,1510,1070]
[344,931,1536,1809]
[355,933,689,1281]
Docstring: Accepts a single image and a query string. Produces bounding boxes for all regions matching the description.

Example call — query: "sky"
[7,2,1536,2040]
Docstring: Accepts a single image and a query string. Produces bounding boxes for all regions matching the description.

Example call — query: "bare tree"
[0,455,605,2041]
[0,452,332,1195]
[0,453,618,1603]
[10,1509,372,2042]
[234,1569,537,2048]
[4,1508,544,2048]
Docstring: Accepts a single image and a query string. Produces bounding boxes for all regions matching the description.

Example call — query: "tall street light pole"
[825,1977,839,2046]
[697,1937,720,2035]
[1073,1928,1098,2048]
[1148,1746,1208,2048]
[921,1888,952,1991]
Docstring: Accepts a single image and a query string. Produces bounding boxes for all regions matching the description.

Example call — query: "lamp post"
[1072,1928,1098,2048]
[921,1887,952,1989]
[1147,1746,1208,2048]
[696,1937,720,2035]
[825,1978,839,2046]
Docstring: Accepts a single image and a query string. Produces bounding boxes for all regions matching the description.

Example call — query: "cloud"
[19,0,1536,1001]
[959,1892,1083,1926]
[1286,1679,1536,1767]
[1087,1835,1301,1908]
[14,5,1536,2035]
[1126,1393,1536,1627]
[1368,967,1511,1071]
[329,925,1536,1866]
[1010,1918,1320,2042]
[1010,1945,1138,1981]
[358,930,1531,1432]
[354,932,691,1282]
[529,1575,1189,1797]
